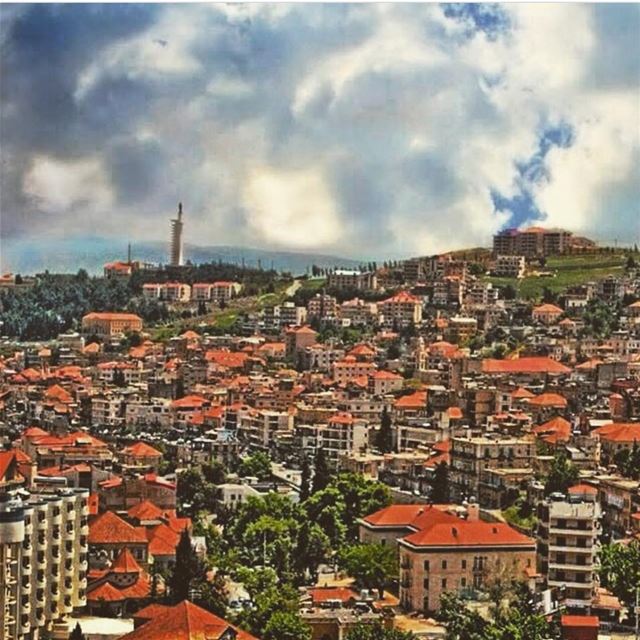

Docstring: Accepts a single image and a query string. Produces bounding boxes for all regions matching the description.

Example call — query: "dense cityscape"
[1,206,640,640]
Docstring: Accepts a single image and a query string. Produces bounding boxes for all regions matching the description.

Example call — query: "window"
[461,559,467,569]
[442,560,447,569]
[461,578,467,588]
[424,560,430,571]
[442,579,447,589]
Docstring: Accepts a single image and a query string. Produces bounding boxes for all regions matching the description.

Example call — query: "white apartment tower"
[170,202,184,267]
[0,488,89,640]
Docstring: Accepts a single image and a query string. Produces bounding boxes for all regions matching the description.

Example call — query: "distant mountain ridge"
[1,236,364,276]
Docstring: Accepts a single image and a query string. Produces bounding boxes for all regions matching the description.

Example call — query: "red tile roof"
[87,581,126,602]
[592,422,640,443]
[123,442,162,458]
[482,357,571,375]
[118,600,258,640]
[529,392,568,408]
[394,390,427,409]
[403,521,535,548]
[363,504,456,529]
[89,511,148,545]
[127,500,164,522]
[309,586,358,604]
[561,615,599,628]
[110,547,143,574]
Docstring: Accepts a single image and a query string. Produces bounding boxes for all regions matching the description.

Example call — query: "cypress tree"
[312,448,330,494]
[300,455,311,502]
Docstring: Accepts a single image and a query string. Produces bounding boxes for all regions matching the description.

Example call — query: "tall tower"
[170,202,184,266]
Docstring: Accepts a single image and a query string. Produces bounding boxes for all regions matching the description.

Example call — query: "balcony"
[548,578,592,589]
[549,526,594,536]
[548,562,593,572]
[548,544,594,554]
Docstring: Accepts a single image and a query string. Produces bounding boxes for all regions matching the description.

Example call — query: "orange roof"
[533,303,563,314]
[171,395,208,410]
[309,586,358,604]
[533,416,571,443]
[482,357,571,375]
[348,344,376,357]
[118,600,258,640]
[83,312,142,322]
[110,547,143,574]
[394,390,427,409]
[329,412,355,425]
[22,426,49,438]
[146,524,179,557]
[87,581,126,602]
[89,511,148,545]
[592,422,640,443]
[123,442,162,459]
[383,291,421,304]
[576,358,603,371]
[44,384,73,403]
[511,387,535,399]
[561,616,599,628]
[205,350,249,368]
[568,484,598,495]
[363,504,455,529]
[447,407,463,419]
[371,370,403,380]
[0,451,19,483]
[529,392,568,408]
[127,500,164,521]
[404,521,535,548]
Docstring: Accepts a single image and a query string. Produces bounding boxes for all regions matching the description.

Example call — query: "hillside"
[485,253,629,300]
[1,236,363,277]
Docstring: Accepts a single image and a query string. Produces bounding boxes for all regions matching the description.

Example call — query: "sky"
[1,3,639,260]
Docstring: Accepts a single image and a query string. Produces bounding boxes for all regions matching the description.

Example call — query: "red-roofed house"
[482,357,571,377]
[121,442,163,471]
[532,303,564,325]
[119,600,258,640]
[380,291,422,326]
[592,422,640,459]
[397,515,536,612]
[89,511,149,566]
[369,370,404,396]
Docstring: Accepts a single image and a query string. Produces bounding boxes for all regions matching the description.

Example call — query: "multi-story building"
[81,312,143,339]
[493,255,526,278]
[340,298,378,326]
[449,435,535,503]
[493,227,574,258]
[379,504,537,613]
[327,269,377,291]
[1,472,89,640]
[537,491,601,612]
[191,281,242,303]
[379,291,423,327]
[307,293,338,320]
[142,282,191,302]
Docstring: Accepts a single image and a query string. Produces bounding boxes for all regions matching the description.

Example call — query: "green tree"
[598,540,640,607]
[169,529,205,603]
[339,543,397,599]
[430,461,449,503]
[238,452,272,481]
[299,455,311,502]
[263,612,312,640]
[544,452,579,496]
[69,623,87,640]
[234,584,300,638]
[346,623,416,640]
[294,520,331,583]
[312,448,331,494]
[375,407,394,454]
[437,592,488,640]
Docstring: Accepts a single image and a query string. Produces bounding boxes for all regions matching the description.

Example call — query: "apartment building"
[306,293,338,321]
[537,491,601,611]
[237,409,294,451]
[492,255,526,278]
[191,281,242,303]
[493,227,574,258]
[449,435,535,502]
[142,282,191,302]
[379,291,423,327]
[0,482,89,640]
[327,269,377,291]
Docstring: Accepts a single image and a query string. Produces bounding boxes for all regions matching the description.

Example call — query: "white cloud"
[243,166,342,249]
[23,155,113,214]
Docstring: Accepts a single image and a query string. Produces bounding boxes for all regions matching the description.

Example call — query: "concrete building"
[0,479,89,640]
[379,291,423,327]
[81,313,143,339]
[327,269,377,291]
[493,255,526,278]
[537,491,601,612]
